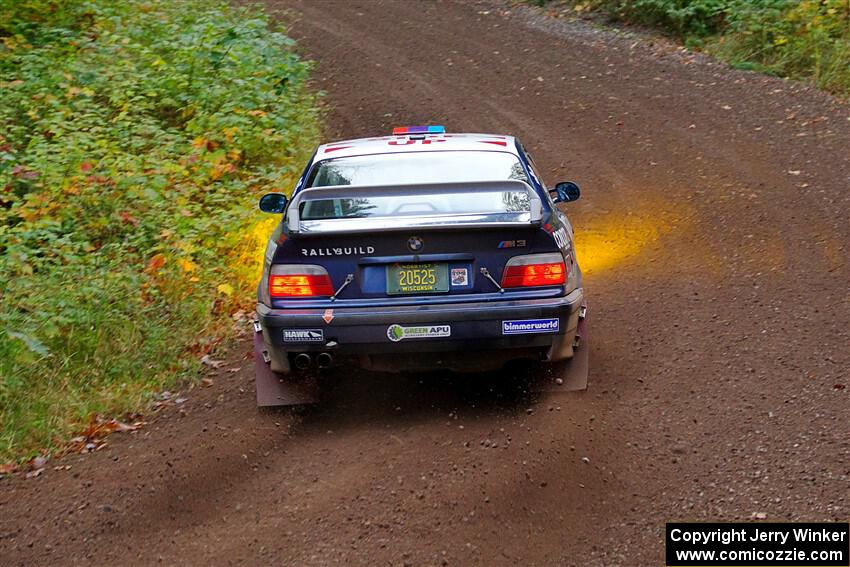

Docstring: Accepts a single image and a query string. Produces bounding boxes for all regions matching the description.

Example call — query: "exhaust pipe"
[293,353,312,370]
[316,352,333,369]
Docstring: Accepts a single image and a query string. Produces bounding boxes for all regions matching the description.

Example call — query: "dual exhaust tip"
[294,352,333,370]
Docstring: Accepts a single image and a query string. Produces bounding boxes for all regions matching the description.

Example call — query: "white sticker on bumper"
[283,329,324,343]
[502,318,560,335]
[387,324,451,342]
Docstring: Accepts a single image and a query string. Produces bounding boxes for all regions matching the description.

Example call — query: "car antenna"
[330,273,355,302]
[479,267,505,293]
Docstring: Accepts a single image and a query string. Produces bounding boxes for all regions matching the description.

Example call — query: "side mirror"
[258,192,288,213]
[551,181,581,203]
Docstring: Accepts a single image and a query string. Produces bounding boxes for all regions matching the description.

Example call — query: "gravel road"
[2,1,848,565]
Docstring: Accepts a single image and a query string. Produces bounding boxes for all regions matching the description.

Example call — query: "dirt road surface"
[2,1,849,565]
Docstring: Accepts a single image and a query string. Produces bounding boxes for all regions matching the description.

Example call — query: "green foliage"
[716,0,850,93]
[603,0,731,37]
[544,0,850,96]
[0,0,320,459]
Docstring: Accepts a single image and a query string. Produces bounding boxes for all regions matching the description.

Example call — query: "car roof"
[315,133,519,160]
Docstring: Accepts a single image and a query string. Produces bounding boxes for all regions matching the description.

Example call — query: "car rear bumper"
[256,288,584,371]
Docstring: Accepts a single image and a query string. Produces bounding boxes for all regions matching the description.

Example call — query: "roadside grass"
[711,1,850,95]
[534,0,850,97]
[0,0,320,460]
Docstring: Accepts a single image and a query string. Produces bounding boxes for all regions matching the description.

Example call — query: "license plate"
[387,263,449,295]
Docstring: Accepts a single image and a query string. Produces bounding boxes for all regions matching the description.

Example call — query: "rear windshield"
[308,151,528,187]
[301,151,531,221]
[299,190,531,220]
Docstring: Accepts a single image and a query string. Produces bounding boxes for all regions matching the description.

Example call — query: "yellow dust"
[229,215,280,293]
[573,198,684,276]
[575,216,663,275]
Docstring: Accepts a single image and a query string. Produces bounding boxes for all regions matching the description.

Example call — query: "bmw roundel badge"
[407,236,424,252]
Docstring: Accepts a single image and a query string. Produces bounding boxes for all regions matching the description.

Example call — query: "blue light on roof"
[392,125,446,135]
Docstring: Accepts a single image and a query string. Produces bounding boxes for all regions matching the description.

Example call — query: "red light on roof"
[392,125,445,135]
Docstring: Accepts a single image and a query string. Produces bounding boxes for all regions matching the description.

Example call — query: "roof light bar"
[392,125,445,135]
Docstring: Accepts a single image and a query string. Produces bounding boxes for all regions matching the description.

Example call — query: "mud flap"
[532,303,589,392]
[254,323,319,406]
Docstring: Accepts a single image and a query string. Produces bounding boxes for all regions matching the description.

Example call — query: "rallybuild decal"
[387,324,451,342]
[301,246,374,257]
[283,329,324,343]
[502,318,559,335]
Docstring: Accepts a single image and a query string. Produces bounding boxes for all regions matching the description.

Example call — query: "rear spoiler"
[285,180,544,235]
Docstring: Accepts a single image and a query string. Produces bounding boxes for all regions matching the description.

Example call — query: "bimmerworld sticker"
[283,329,324,343]
[387,324,451,342]
[502,318,560,335]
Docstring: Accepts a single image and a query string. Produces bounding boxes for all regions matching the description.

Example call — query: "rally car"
[253,126,587,404]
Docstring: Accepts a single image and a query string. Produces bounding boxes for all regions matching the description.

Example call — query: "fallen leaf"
[201,377,214,387]
[146,253,167,274]
[217,283,234,296]
[66,415,143,454]
[111,420,139,433]
[119,211,139,226]
[200,355,224,369]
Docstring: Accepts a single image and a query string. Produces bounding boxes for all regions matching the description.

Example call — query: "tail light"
[269,264,334,298]
[502,253,567,288]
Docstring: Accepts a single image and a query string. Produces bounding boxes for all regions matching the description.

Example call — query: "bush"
[0,0,320,459]
[716,0,850,93]
[605,0,731,37]
[542,0,850,96]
